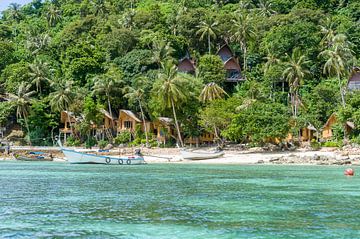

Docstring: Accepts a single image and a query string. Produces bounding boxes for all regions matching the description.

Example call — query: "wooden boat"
[180,149,224,160]
[15,152,53,161]
[61,148,145,165]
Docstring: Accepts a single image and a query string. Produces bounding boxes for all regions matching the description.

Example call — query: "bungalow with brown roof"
[217,44,243,82]
[322,113,355,140]
[348,67,360,91]
[60,111,80,142]
[178,57,196,75]
[153,117,175,144]
[117,110,151,134]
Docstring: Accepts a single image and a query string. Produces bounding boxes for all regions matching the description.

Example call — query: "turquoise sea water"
[0,162,360,238]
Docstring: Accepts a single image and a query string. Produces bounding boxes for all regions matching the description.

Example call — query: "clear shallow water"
[0,162,360,238]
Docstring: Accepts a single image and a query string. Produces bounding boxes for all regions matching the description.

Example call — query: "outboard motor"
[134,148,142,156]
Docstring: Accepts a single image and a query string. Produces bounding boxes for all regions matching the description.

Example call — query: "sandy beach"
[2,146,360,165]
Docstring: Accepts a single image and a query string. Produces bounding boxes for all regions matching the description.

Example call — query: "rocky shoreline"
[264,154,360,166]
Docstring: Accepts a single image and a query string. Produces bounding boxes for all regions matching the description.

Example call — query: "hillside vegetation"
[0,0,359,146]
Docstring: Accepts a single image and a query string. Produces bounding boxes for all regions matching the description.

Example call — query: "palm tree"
[257,0,277,16]
[28,59,52,93]
[49,79,75,129]
[282,48,310,118]
[200,82,228,142]
[123,76,149,146]
[91,0,107,16]
[319,17,336,47]
[26,33,51,56]
[319,34,354,107]
[263,49,281,94]
[152,40,174,67]
[7,3,22,22]
[153,61,189,147]
[196,18,218,54]
[92,66,123,126]
[46,4,62,27]
[7,82,35,144]
[231,13,255,78]
[199,82,228,103]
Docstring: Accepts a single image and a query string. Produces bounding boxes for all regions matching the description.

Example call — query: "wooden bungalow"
[94,109,118,140]
[117,110,151,134]
[322,113,355,140]
[347,67,360,91]
[60,111,79,141]
[178,57,196,75]
[217,44,243,82]
[185,133,215,145]
[153,117,175,144]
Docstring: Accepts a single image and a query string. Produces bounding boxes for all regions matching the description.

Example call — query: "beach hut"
[60,111,79,142]
[93,109,118,140]
[216,44,243,82]
[347,67,360,91]
[178,56,196,75]
[117,110,151,134]
[185,133,215,145]
[322,113,355,140]
[153,117,175,144]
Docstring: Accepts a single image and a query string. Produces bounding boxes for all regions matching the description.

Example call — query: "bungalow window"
[124,121,133,129]
[227,70,240,79]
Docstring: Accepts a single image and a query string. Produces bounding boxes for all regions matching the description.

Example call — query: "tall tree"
[49,79,75,130]
[199,82,227,103]
[257,0,277,17]
[231,13,255,78]
[319,34,355,107]
[92,65,123,125]
[196,18,218,54]
[282,48,310,118]
[123,76,150,147]
[28,59,52,93]
[152,40,174,67]
[7,82,35,144]
[200,82,228,143]
[153,61,189,147]
[46,4,62,27]
[7,3,22,22]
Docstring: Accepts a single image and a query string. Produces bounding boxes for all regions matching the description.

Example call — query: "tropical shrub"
[115,131,132,145]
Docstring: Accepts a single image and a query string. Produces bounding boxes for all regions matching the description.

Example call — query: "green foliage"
[115,131,131,145]
[97,140,108,149]
[0,102,13,126]
[223,101,291,144]
[310,139,321,150]
[66,136,81,147]
[197,54,226,85]
[85,136,97,149]
[0,0,360,146]
[322,141,341,147]
[27,100,58,146]
[1,62,30,94]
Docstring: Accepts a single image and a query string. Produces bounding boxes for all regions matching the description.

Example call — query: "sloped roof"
[216,43,234,56]
[120,110,142,122]
[307,124,317,131]
[100,109,116,120]
[158,117,173,125]
[346,121,355,129]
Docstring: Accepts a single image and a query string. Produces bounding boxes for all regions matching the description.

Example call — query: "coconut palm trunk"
[208,34,211,54]
[171,99,184,148]
[23,116,31,146]
[338,73,346,107]
[138,98,149,147]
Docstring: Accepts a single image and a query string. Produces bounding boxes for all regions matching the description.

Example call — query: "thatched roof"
[119,110,142,122]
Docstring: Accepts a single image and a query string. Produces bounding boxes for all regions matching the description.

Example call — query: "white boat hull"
[180,150,224,160]
[62,149,145,165]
